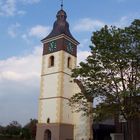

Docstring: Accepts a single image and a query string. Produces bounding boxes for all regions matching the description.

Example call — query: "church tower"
[36,7,79,140]
[36,6,93,140]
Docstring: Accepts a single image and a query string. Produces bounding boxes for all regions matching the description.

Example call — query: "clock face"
[66,41,74,54]
[48,41,57,53]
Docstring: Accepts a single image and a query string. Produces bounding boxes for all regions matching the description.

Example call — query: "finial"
[60,0,63,9]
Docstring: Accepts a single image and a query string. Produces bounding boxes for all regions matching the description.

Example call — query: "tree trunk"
[88,102,93,140]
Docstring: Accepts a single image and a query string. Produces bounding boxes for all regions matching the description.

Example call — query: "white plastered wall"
[61,52,77,124]
[40,99,58,123]
[38,48,92,139]
[73,83,93,140]
[38,50,77,124]
[41,74,59,98]
[38,51,61,123]
[41,52,60,75]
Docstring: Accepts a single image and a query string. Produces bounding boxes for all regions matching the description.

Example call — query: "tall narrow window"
[49,56,54,67]
[67,57,71,68]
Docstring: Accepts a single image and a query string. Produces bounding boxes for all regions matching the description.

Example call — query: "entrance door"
[44,129,51,140]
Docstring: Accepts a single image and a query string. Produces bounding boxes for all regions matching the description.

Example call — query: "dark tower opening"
[67,57,71,68]
[49,56,54,67]
[44,129,51,140]
[47,118,50,123]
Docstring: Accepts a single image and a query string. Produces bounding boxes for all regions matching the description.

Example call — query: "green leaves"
[69,19,140,122]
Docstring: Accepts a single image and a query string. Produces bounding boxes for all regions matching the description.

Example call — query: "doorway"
[44,129,51,140]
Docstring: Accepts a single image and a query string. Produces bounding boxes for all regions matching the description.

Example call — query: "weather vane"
[60,0,63,9]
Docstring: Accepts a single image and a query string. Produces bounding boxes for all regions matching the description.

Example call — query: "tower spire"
[61,0,63,9]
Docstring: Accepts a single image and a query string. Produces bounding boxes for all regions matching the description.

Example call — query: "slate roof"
[42,9,78,43]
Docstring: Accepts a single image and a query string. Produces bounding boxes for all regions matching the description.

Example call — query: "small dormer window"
[49,56,54,67]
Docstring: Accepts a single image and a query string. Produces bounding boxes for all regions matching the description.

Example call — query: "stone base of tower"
[36,123,74,140]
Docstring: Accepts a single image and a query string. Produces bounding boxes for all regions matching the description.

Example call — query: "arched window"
[67,57,71,68]
[49,56,54,67]
[44,129,51,140]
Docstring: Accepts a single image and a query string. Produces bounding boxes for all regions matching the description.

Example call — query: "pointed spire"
[61,0,63,10]
[41,2,79,44]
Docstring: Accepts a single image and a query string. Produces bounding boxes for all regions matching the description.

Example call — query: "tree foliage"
[21,119,37,140]
[69,19,140,122]
[5,121,21,136]
[0,119,37,140]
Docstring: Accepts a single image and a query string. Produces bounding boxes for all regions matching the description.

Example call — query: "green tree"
[21,119,37,140]
[6,121,21,137]
[69,19,140,140]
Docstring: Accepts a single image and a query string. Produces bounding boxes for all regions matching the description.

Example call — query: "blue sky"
[0,0,140,126]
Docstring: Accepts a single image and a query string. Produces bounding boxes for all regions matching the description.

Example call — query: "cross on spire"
[60,0,63,9]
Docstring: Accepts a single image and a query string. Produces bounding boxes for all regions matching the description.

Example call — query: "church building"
[36,5,93,140]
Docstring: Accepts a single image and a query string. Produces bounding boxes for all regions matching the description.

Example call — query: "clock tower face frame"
[65,40,74,54]
[43,37,77,57]
[48,40,57,53]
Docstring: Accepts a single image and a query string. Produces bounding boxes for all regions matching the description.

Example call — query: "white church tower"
[36,6,93,140]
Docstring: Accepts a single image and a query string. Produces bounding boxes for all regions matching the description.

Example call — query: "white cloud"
[21,34,31,43]
[73,18,105,32]
[20,0,40,4]
[0,46,42,125]
[0,46,42,83]
[112,16,129,28]
[113,15,139,28]
[77,50,90,64]
[0,0,40,16]
[73,14,139,33]
[28,25,51,38]
[0,0,16,16]
[21,25,51,43]
[78,39,90,49]
[17,10,26,15]
[7,23,20,38]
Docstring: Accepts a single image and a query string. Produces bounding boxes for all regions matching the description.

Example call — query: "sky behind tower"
[0,0,140,125]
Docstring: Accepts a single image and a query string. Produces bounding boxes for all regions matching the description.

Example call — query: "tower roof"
[42,9,78,43]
